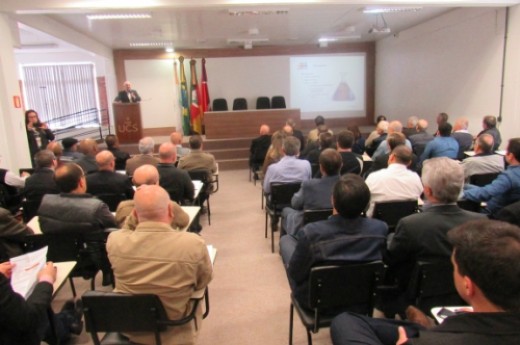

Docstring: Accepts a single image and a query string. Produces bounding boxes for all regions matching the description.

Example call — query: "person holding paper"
[0,261,81,344]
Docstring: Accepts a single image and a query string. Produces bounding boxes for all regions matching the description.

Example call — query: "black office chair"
[94,193,127,212]
[82,289,208,345]
[23,229,112,297]
[212,98,228,111]
[232,97,248,110]
[373,200,418,232]
[271,95,286,109]
[457,199,481,212]
[469,172,499,187]
[187,170,214,225]
[303,209,333,225]
[289,262,385,345]
[21,198,43,223]
[265,182,301,253]
[406,261,466,317]
[256,96,271,109]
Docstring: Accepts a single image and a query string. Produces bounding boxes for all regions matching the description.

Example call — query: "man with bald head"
[115,164,189,230]
[372,120,412,159]
[170,131,190,157]
[461,134,504,181]
[76,138,99,174]
[107,185,212,345]
[86,150,134,199]
[115,80,141,103]
[409,119,434,157]
[157,142,194,204]
[125,136,159,176]
[249,124,272,173]
[452,117,474,160]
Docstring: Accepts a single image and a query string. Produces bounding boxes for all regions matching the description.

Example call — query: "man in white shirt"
[365,146,423,217]
[461,133,504,181]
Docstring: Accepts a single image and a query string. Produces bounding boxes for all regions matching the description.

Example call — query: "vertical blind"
[22,63,98,128]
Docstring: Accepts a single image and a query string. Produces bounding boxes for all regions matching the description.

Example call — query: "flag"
[178,56,190,135]
[200,57,210,113]
[189,59,202,134]
[172,60,183,133]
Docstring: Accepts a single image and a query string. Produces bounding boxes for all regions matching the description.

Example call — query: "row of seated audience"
[0,131,220,344]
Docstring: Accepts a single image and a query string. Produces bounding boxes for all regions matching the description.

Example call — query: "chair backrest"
[232,97,248,110]
[269,182,301,209]
[187,170,213,195]
[22,198,43,223]
[212,98,228,111]
[82,290,168,345]
[469,172,499,187]
[303,209,333,225]
[308,261,385,314]
[94,193,127,212]
[373,200,418,231]
[256,96,271,109]
[271,96,286,109]
[406,261,465,314]
[457,199,481,212]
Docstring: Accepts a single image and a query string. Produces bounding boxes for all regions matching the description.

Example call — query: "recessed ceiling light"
[87,13,152,20]
[129,42,173,48]
[363,7,422,14]
[165,47,174,53]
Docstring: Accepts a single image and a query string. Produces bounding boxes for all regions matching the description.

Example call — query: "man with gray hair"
[452,117,474,159]
[461,133,504,181]
[402,116,419,138]
[409,119,434,157]
[383,157,485,314]
[125,137,159,176]
[24,149,59,201]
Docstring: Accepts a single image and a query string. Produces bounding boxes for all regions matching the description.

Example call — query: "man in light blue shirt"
[419,122,459,164]
[263,136,311,194]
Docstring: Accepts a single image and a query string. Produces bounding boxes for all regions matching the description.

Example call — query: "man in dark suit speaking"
[115,80,141,103]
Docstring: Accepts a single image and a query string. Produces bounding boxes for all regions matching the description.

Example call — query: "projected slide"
[290,54,365,119]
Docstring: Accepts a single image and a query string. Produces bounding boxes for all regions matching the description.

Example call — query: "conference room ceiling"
[4,0,519,52]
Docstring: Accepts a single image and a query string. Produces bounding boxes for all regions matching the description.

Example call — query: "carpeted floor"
[52,169,332,345]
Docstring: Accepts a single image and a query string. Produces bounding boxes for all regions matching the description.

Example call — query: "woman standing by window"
[25,109,54,164]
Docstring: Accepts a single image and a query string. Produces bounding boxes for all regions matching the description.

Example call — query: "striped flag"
[200,58,210,114]
[189,59,202,134]
[178,56,190,135]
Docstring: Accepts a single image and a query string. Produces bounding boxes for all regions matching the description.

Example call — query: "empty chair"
[232,97,248,110]
[212,98,228,111]
[271,96,286,109]
[256,96,270,109]
[289,262,385,345]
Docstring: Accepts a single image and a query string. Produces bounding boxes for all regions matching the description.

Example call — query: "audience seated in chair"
[477,115,502,151]
[178,135,218,183]
[348,125,366,156]
[372,121,412,160]
[302,132,336,169]
[263,136,311,231]
[76,138,100,175]
[0,207,33,259]
[452,117,474,160]
[249,124,272,176]
[331,219,520,345]
[115,164,189,230]
[0,261,83,345]
[105,134,130,171]
[107,185,213,345]
[0,160,28,214]
[409,119,434,158]
[402,116,419,138]
[463,137,520,216]
[281,149,341,237]
[382,157,484,316]
[461,133,504,182]
[261,131,286,178]
[86,150,134,200]
[366,132,418,176]
[157,143,194,205]
[306,115,333,145]
[125,137,159,176]
[286,119,305,151]
[60,137,84,162]
[170,131,190,158]
[280,174,388,311]
[365,120,389,157]
[335,130,363,175]
[23,149,59,204]
[419,122,459,165]
[365,145,423,217]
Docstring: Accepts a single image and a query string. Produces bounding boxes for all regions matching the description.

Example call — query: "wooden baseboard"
[142,127,176,136]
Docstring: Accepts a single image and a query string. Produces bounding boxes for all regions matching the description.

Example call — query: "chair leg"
[289,303,294,345]
[306,329,313,345]
[261,190,264,210]
[265,211,268,238]
[271,221,275,253]
[207,197,211,226]
[69,277,77,298]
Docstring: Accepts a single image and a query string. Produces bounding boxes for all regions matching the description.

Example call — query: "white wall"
[375,7,518,146]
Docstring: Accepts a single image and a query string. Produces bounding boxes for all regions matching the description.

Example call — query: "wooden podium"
[113,102,143,144]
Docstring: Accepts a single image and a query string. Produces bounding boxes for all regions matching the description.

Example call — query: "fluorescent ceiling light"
[228,8,289,16]
[319,36,361,43]
[363,7,422,14]
[87,13,151,20]
[165,47,174,53]
[130,41,172,47]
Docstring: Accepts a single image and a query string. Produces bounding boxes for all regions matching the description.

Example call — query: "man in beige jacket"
[107,185,213,345]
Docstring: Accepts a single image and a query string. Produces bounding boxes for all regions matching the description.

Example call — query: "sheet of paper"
[10,246,48,299]
[207,245,217,265]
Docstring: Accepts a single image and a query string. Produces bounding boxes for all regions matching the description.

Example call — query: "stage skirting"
[204,108,301,139]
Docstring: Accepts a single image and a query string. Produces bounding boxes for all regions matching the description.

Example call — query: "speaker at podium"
[112,102,143,144]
